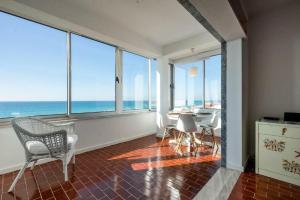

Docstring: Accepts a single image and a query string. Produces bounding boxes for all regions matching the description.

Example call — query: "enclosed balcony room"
[1,0,300,200]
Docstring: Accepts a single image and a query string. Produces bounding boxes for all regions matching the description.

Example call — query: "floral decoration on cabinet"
[295,151,300,158]
[283,160,300,175]
[264,139,285,152]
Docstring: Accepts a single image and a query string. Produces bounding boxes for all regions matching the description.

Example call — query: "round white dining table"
[167,112,212,122]
[166,111,213,153]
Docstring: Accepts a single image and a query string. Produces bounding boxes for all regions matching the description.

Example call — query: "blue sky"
[174,55,221,106]
[0,12,152,101]
[71,34,116,101]
[0,12,67,101]
[0,11,220,103]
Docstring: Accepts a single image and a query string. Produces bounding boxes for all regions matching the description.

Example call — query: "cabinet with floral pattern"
[256,120,300,186]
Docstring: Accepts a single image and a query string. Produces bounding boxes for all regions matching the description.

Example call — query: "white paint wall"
[0,113,156,174]
[248,1,300,155]
[242,39,249,166]
[156,57,171,136]
[226,39,248,171]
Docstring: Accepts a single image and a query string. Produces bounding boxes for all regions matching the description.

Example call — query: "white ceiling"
[189,0,246,41]
[242,0,295,17]
[15,0,207,47]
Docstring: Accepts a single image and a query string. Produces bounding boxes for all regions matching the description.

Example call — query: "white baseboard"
[0,131,156,175]
[226,162,244,172]
[75,131,156,155]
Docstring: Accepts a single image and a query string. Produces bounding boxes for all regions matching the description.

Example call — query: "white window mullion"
[115,48,123,113]
[148,59,152,110]
[67,32,72,116]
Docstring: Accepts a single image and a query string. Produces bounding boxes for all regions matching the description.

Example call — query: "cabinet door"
[259,134,300,178]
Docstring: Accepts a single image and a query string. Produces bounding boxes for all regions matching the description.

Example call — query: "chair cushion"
[26,134,78,155]
[26,141,49,155]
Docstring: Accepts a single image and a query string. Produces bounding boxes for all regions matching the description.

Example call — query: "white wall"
[226,39,248,171]
[248,1,300,155]
[242,39,249,166]
[156,57,171,136]
[0,113,156,174]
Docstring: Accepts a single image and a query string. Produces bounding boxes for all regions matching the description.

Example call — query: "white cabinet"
[256,121,300,186]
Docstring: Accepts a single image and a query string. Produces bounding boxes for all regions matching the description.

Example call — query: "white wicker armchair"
[8,117,78,192]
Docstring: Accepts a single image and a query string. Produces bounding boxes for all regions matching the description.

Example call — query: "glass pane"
[0,12,67,118]
[174,61,203,109]
[123,51,149,110]
[205,55,221,109]
[151,59,157,110]
[71,34,116,113]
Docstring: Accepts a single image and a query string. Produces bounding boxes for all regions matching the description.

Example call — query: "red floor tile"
[229,159,300,200]
[1,134,221,200]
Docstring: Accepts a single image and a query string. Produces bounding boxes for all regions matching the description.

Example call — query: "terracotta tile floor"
[1,134,221,200]
[229,159,300,200]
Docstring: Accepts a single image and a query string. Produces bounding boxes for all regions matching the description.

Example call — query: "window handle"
[116,76,120,84]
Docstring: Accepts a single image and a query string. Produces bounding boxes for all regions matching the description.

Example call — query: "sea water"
[0,101,151,118]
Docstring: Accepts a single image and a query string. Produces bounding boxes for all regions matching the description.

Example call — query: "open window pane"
[123,51,149,110]
[71,34,116,113]
[174,61,204,109]
[205,55,221,109]
[0,12,67,118]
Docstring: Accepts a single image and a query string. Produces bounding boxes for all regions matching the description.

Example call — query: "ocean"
[0,101,153,118]
[0,100,221,119]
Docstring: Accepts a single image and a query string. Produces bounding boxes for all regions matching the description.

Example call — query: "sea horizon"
[0,100,221,118]
[0,100,154,118]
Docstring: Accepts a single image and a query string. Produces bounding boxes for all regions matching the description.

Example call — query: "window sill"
[0,110,156,128]
[70,110,155,121]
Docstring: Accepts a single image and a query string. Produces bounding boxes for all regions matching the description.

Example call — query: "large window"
[0,12,67,118]
[71,34,116,113]
[0,11,157,119]
[173,55,221,109]
[205,55,221,109]
[122,51,149,110]
[174,61,203,108]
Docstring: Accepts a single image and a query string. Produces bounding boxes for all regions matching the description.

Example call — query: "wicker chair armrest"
[50,121,75,127]
[50,122,75,134]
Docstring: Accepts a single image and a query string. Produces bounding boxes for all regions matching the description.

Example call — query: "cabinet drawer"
[259,124,300,139]
[258,134,300,179]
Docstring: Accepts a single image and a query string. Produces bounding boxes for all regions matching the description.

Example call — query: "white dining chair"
[175,114,198,152]
[160,117,177,145]
[8,117,78,192]
[198,110,220,152]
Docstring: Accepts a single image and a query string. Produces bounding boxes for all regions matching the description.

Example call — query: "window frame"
[0,10,157,121]
[121,50,152,112]
[69,32,118,115]
[0,11,69,119]
[171,54,221,110]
